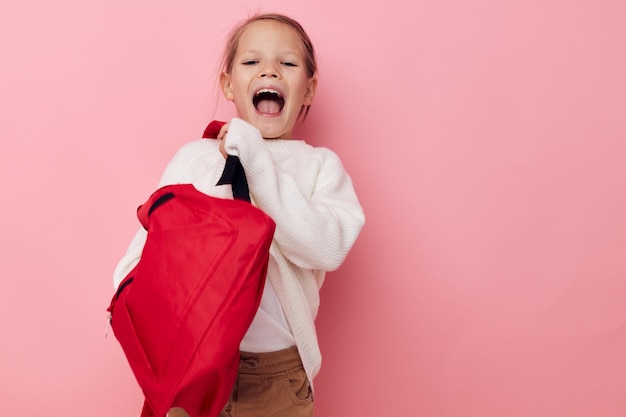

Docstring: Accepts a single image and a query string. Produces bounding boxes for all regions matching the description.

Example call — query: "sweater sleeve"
[223,118,365,272]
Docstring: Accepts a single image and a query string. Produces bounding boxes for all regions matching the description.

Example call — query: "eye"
[282,62,297,67]
[242,60,258,66]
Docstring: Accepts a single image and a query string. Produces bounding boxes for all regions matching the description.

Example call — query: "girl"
[113,13,365,417]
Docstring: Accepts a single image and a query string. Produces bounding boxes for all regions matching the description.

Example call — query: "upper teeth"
[257,89,281,96]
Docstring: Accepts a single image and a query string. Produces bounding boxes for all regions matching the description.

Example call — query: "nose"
[259,62,280,79]
[260,71,279,79]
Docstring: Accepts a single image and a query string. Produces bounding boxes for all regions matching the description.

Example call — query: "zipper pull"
[105,313,112,338]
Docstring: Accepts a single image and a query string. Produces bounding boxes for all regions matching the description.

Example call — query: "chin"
[254,119,291,139]
[261,129,290,139]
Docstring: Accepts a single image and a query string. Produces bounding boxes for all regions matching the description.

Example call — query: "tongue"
[256,99,281,114]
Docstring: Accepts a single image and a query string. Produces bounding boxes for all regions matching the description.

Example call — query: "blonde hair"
[220,13,318,118]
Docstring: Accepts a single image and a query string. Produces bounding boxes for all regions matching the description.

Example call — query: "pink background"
[1,0,625,416]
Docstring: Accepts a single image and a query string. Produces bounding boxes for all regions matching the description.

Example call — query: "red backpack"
[107,122,275,417]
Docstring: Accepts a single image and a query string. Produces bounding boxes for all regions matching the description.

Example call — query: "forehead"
[237,20,304,54]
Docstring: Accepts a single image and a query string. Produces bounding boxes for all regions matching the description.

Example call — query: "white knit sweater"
[113,118,365,384]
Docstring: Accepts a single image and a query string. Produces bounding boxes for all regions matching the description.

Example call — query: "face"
[221,20,317,139]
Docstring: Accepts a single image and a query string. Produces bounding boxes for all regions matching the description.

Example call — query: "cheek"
[291,84,310,105]
[232,84,250,104]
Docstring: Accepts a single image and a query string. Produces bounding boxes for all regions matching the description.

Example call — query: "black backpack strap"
[216,155,251,203]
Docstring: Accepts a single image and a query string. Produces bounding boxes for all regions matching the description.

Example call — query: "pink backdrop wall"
[1,0,625,416]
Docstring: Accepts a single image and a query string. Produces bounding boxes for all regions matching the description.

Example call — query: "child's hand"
[217,122,230,159]
[167,407,191,417]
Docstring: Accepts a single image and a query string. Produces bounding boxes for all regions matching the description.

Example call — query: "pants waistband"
[238,346,302,374]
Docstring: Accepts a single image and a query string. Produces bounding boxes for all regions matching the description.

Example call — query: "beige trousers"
[219,346,314,417]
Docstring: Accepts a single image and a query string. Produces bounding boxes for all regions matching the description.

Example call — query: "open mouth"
[253,88,285,115]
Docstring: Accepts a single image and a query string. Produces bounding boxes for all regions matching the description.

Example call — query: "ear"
[303,76,317,106]
[220,72,235,101]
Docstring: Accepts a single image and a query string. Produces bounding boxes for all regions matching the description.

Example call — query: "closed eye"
[282,62,297,67]
[242,60,258,65]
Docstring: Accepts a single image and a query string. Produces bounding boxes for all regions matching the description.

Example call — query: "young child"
[113,13,365,417]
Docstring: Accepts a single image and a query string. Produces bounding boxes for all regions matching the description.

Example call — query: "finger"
[219,139,228,159]
[217,123,229,140]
